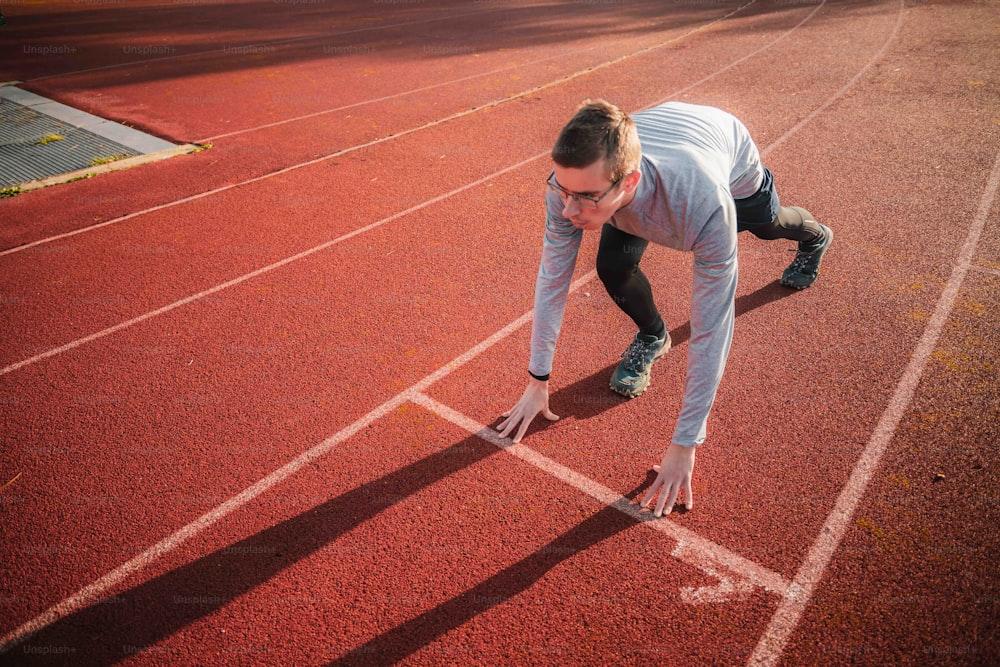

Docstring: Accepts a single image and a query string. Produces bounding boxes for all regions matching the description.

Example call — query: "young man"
[496,99,833,517]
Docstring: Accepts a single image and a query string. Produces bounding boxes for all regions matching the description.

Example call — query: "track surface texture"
[0,0,997,665]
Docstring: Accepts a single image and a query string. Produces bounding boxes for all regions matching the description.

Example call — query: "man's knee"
[596,253,636,286]
[744,219,785,241]
[746,206,809,241]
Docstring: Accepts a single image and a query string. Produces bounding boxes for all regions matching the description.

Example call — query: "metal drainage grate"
[0,85,177,188]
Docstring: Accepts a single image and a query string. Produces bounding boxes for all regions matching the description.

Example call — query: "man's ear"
[623,168,642,193]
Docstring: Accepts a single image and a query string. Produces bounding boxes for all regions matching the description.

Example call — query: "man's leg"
[746,205,825,245]
[735,166,833,289]
[596,223,670,398]
[596,222,666,339]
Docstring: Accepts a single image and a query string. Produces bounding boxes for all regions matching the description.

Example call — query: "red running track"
[1,0,998,664]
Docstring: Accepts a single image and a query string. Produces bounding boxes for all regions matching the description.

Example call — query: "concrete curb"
[10,143,206,195]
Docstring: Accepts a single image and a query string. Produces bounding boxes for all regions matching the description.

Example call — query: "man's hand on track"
[634,444,696,517]
[496,378,559,443]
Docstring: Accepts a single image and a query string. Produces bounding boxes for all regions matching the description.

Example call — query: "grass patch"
[35,133,65,145]
[88,153,129,167]
[0,185,21,198]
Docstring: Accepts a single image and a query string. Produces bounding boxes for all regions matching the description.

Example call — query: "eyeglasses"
[546,171,622,210]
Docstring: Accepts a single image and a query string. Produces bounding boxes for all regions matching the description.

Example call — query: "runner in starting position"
[496,99,833,517]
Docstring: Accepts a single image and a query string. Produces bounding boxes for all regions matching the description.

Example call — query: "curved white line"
[748,10,1000,666]
[751,150,1000,665]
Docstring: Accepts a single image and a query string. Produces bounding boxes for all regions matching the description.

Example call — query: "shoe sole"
[609,336,672,398]
[780,224,833,289]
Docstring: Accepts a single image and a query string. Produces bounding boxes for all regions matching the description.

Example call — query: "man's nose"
[562,196,580,218]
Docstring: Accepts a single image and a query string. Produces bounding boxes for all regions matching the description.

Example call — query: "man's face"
[551,159,640,231]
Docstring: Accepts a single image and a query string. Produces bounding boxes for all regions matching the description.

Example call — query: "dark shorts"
[734,166,781,232]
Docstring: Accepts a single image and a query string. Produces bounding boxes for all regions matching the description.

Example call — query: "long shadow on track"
[1,280,792,662]
[2,435,658,664]
[329,501,652,666]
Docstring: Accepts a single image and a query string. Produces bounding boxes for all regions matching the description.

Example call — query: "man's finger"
[686,478,695,509]
[496,411,514,430]
[512,416,532,443]
[640,480,660,509]
[543,409,559,421]
[654,482,672,517]
[656,482,680,518]
[498,413,519,438]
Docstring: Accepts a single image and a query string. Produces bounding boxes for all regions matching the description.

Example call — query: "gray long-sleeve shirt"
[528,101,764,447]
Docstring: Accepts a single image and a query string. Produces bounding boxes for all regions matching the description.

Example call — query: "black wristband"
[528,370,550,381]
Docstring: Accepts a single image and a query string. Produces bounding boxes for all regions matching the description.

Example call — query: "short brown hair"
[551,99,641,182]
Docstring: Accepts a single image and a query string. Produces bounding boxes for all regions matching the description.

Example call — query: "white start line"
[409,391,792,603]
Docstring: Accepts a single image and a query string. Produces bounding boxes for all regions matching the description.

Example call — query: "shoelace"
[787,249,811,272]
[787,243,822,272]
[621,338,659,372]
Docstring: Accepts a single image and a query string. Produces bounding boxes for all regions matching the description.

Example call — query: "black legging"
[596,224,666,338]
[596,170,823,337]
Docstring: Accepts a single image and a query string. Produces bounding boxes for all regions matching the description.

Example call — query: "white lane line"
[199,43,593,142]
[0,0,824,380]
[968,263,1000,279]
[0,0,760,258]
[25,2,548,83]
[749,146,1000,666]
[763,0,904,159]
[0,153,542,377]
[409,391,792,598]
[650,0,827,110]
[198,13,709,143]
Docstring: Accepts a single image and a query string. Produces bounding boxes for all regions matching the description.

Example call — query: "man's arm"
[671,194,738,447]
[528,191,584,380]
[496,192,581,444]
